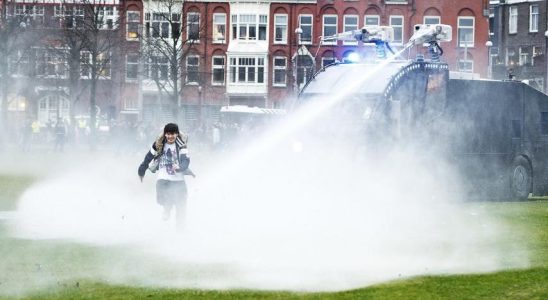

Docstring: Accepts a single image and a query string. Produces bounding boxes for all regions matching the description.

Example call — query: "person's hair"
[163,123,179,134]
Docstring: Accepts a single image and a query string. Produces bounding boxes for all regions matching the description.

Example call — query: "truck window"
[542,112,548,135]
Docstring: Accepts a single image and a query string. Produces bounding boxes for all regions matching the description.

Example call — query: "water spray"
[320,26,396,60]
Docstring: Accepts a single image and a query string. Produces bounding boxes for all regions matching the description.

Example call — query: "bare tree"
[141,0,204,120]
[52,0,124,147]
[0,0,41,137]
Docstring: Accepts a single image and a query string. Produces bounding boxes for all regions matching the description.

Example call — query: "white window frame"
[530,4,539,33]
[231,14,268,41]
[187,12,200,42]
[126,54,139,81]
[509,6,518,34]
[322,15,338,45]
[212,13,226,44]
[126,11,140,40]
[519,47,529,66]
[80,51,111,79]
[212,56,225,86]
[10,50,29,77]
[145,55,169,81]
[272,56,287,87]
[365,15,380,26]
[186,55,200,84]
[458,16,475,48]
[274,14,288,44]
[424,16,441,25]
[148,13,181,39]
[458,58,474,72]
[343,15,359,45]
[299,14,313,45]
[229,56,265,84]
[96,6,118,30]
[532,46,542,66]
[390,15,404,45]
[14,4,44,27]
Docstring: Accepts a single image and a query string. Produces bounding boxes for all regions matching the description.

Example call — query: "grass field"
[0,175,547,299]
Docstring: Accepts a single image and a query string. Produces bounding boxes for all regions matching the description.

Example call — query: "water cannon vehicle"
[321,25,396,58]
[298,24,548,200]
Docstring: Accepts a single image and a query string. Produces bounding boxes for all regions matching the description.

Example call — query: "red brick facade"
[178,0,490,112]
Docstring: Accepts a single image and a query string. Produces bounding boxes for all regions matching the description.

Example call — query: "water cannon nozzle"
[408,24,452,45]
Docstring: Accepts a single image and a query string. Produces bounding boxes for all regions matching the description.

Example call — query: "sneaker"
[162,207,171,221]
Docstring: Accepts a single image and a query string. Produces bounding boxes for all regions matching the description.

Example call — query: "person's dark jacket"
[138,134,193,178]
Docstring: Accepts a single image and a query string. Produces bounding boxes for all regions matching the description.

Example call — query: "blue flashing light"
[346,52,360,63]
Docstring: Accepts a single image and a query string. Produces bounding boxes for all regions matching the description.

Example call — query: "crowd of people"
[10,118,248,153]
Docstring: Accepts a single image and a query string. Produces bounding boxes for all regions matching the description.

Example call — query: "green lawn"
[0,175,35,210]
[0,176,547,299]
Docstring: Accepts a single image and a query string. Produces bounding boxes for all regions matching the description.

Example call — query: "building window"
[295,54,314,86]
[126,54,139,80]
[127,11,140,40]
[519,47,529,66]
[343,15,359,45]
[299,14,313,44]
[390,16,404,45]
[530,5,539,32]
[365,15,380,26]
[532,46,542,66]
[273,56,286,86]
[212,56,225,85]
[506,47,516,66]
[72,6,85,29]
[81,51,110,79]
[509,6,518,34]
[458,16,474,47]
[274,14,288,44]
[14,4,44,27]
[229,57,265,84]
[213,13,226,43]
[145,55,169,81]
[458,58,473,72]
[36,49,67,78]
[424,16,440,25]
[52,5,84,29]
[147,13,181,39]
[96,6,118,30]
[231,14,268,41]
[80,51,91,78]
[187,12,200,41]
[322,15,337,45]
[10,50,29,76]
[186,56,200,84]
[38,95,70,124]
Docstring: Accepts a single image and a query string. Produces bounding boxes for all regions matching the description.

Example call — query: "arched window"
[38,95,70,124]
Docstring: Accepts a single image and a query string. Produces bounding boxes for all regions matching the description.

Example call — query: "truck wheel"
[510,157,532,201]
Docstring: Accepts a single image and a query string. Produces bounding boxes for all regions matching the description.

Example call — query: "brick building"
[490,0,547,92]
[0,0,129,129]
[176,0,491,126]
[0,0,491,131]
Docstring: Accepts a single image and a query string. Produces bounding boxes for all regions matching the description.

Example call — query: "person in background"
[138,123,195,229]
[54,118,67,151]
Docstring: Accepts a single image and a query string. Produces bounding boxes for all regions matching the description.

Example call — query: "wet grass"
[0,176,546,299]
[0,175,35,210]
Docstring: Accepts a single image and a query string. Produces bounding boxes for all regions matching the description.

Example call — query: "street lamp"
[294,27,303,93]
[198,85,202,127]
[485,40,493,79]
